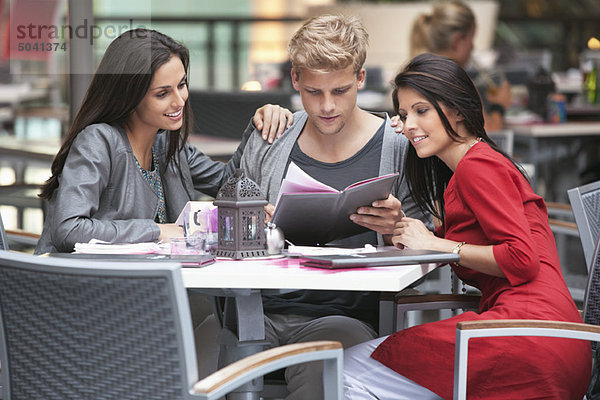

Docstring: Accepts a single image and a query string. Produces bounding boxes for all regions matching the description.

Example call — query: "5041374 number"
[17,42,67,52]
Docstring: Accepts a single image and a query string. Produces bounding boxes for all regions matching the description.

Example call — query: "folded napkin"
[74,239,169,254]
[286,244,377,257]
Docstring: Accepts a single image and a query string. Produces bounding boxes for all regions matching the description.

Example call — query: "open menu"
[272,162,399,245]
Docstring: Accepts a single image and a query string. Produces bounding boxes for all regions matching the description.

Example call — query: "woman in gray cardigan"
[36,29,289,254]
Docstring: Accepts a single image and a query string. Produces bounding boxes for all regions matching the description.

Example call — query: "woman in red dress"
[343,53,591,399]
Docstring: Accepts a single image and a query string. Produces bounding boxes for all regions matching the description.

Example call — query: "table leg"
[217,290,269,400]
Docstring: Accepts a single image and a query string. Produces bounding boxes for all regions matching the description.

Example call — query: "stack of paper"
[74,239,169,254]
[286,244,378,257]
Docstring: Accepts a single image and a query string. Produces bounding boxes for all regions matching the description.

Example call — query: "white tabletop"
[0,83,47,105]
[507,121,600,137]
[0,135,58,159]
[188,134,240,158]
[0,133,241,161]
[181,256,438,292]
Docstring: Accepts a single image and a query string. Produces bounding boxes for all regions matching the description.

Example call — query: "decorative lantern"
[213,170,268,259]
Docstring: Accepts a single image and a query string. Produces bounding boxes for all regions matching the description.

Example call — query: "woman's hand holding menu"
[349,194,404,236]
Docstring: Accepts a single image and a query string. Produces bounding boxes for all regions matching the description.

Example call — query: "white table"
[506,121,600,202]
[508,121,600,138]
[0,136,58,228]
[0,83,47,106]
[181,256,437,292]
[181,255,440,399]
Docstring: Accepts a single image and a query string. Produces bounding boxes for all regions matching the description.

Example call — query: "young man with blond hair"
[196,14,428,399]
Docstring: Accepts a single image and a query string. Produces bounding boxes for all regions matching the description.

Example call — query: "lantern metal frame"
[213,171,268,259]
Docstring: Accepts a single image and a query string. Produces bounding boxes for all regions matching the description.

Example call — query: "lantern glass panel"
[222,215,234,242]
[244,214,259,240]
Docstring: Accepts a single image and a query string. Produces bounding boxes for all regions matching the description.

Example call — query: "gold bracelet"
[451,241,466,267]
[452,242,467,255]
[452,241,466,255]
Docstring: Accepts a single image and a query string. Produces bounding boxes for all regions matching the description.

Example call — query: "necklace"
[126,128,165,223]
[134,152,167,224]
[469,137,482,148]
[131,145,152,171]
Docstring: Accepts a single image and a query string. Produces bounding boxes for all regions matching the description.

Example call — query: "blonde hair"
[288,14,369,77]
[410,1,475,58]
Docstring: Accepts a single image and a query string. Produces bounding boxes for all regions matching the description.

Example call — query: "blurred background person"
[410,0,511,131]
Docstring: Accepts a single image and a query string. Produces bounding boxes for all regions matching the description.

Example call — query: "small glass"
[170,236,206,255]
[190,207,218,254]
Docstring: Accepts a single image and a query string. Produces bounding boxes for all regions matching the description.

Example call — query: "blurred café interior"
[0,0,599,300]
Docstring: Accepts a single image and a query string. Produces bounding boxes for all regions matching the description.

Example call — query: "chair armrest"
[547,218,578,232]
[193,341,342,399]
[380,288,422,303]
[546,202,574,219]
[379,291,399,302]
[394,294,481,331]
[379,289,428,335]
[457,318,600,334]
[545,201,578,236]
[454,319,600,400]
[546,201,572,212]
[396,293,480,306]
[5,229,41,247]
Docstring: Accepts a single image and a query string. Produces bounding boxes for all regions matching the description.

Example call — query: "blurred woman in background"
[410,0,511,131]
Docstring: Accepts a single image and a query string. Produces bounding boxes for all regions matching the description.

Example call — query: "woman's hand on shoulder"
[253,104,294,144]
[158,223,184,242]
[390,115,404,134]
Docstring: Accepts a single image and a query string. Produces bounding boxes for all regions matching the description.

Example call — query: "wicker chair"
[0,251,342,400]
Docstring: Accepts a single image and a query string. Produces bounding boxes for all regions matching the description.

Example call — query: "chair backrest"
[487,130,514,156]
[582,232,600,400]
[0,212,8,250]
[0,252,199,400]
[568,180,600,270]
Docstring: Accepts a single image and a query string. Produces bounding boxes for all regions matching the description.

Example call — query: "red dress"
[371,142,591,399]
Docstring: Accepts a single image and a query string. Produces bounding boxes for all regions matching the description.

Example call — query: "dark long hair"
[392,53,528,225]
[40,29,192,199]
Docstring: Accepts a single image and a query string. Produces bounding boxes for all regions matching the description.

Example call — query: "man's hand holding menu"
[271,162,400,245]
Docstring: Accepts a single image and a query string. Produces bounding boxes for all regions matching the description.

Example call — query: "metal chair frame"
[0,213,8,251]
[569,180,600,271]
[0,251,343,400]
